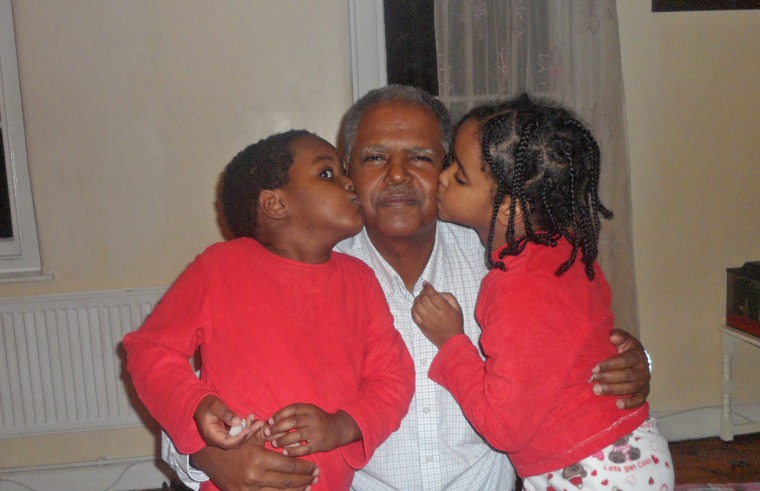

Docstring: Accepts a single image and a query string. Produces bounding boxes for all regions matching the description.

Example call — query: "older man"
[165,85,651,491]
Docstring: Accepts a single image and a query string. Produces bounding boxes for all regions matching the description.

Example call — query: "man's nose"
[385,158,411,184]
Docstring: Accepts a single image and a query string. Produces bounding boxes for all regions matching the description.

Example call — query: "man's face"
[347,102,446,241]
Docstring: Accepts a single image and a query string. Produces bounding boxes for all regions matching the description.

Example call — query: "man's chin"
[367,217,437,240]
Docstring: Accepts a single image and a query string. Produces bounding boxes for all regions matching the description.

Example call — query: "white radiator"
[0,287,165,437]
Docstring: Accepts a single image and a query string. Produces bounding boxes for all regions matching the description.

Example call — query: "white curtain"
[435,0,639,336]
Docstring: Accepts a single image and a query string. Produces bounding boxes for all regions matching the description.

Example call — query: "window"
[0,0,43,279]
[348,0,437,102]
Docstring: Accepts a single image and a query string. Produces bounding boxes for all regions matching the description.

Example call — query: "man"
[165,85,651,490]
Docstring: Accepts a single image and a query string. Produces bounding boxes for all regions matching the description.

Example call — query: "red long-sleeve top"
[429,239,648,477]
[124,238,415,490]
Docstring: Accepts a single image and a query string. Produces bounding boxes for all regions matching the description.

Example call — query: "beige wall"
[617,3,760,412]
[3,0,760,473]
[1,0,352,298]
[1,0,351,468]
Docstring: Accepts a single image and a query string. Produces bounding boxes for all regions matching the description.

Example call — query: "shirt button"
[423,407,430,414]
[426,456,434,463]
[421,359,428,366]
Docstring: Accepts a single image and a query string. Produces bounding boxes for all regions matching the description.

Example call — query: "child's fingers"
[441,292,462,312]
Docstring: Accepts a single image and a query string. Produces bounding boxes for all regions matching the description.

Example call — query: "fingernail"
[616,399,625,409]
[591,364,600,374]
[592,384,602,395]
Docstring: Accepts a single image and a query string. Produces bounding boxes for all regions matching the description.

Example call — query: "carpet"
[675,485,760,490]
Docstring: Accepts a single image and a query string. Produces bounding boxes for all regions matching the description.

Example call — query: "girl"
[412,95,674,490]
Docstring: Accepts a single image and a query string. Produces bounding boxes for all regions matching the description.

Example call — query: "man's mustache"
[374,184,422,204]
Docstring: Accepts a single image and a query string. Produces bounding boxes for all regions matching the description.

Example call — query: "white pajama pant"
[522,417,675,491]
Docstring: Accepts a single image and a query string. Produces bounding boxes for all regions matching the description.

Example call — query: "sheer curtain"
[435,0,639,336]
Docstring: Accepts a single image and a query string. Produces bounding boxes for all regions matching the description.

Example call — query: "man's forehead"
[356,104,441,139]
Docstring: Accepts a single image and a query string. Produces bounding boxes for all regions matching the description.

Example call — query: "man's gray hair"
[340,84,453,161]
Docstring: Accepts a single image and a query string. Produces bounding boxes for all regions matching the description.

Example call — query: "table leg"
[719,330,735,441]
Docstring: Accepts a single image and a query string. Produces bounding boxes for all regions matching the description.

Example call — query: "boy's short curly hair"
[222,129,314,239]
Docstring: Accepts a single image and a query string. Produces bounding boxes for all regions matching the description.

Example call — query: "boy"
[124,130,415,490]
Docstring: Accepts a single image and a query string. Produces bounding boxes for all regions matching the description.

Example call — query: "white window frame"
[0,0,45,281]
[348,0,386,102]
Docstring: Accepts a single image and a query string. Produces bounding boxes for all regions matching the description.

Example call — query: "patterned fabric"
[337,223,515,490]
[523,417,674,490]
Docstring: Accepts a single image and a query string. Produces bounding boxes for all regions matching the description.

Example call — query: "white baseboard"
[653,400,760,441]
[0,457,173,491]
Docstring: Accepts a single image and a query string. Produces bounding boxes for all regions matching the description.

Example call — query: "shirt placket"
[396,276,443,490]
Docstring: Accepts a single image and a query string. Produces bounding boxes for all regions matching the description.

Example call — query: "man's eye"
[364,155,387,162]
[320,169,335,179]
[412,155,433,163]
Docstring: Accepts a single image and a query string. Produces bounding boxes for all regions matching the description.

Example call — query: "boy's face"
[278,136,364,245]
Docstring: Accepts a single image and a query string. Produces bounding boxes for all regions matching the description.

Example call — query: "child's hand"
[412,281,464,348]
[194,394,260,449]
[264,403,361,457]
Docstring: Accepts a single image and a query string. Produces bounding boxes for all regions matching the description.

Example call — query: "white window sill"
[0,273,55,284]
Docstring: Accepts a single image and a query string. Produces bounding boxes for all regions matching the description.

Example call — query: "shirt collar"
[348,225,452,299]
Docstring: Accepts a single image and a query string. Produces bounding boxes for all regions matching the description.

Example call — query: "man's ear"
[496,197,524,227]
[258,189,288,220]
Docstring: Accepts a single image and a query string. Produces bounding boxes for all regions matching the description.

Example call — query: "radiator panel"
[0,288,164,437]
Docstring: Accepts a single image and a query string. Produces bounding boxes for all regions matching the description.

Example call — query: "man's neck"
[366,225,436,292]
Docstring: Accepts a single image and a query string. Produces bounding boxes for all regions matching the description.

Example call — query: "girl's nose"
[343,176,355,192]
[439,165,453,187]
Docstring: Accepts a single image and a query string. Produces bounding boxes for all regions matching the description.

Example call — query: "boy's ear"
[496,198,524,226]
[258,189,288,220]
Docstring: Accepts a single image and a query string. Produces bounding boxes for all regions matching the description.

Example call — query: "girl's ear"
[496,197,524,227]
[258,189,288,220]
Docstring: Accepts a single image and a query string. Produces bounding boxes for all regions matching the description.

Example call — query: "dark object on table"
[727,261,760,337]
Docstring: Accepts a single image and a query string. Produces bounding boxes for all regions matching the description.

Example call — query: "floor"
[670,432,760,484]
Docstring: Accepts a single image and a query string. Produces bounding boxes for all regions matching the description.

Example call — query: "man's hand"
[412,282,464,348]
[265,404,361,457]
[592,328,651,409]
[191,434,319,491]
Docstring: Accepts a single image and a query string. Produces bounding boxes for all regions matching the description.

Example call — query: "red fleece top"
[124,238,415,490]
[429,239,648,477]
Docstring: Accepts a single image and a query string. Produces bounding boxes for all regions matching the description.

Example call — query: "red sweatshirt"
[124,238,415,490]
[429,239,648,477]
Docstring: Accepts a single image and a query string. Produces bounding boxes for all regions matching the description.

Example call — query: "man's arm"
[592,328,651,409]
[161,429,318,491]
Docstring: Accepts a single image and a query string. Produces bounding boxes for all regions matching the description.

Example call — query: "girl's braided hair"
[468,94,612,279]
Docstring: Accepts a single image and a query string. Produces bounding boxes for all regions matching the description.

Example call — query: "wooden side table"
[718,324,760,441]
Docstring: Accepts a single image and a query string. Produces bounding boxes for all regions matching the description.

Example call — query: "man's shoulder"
[438,221,482,246]
[437,221,484,262]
